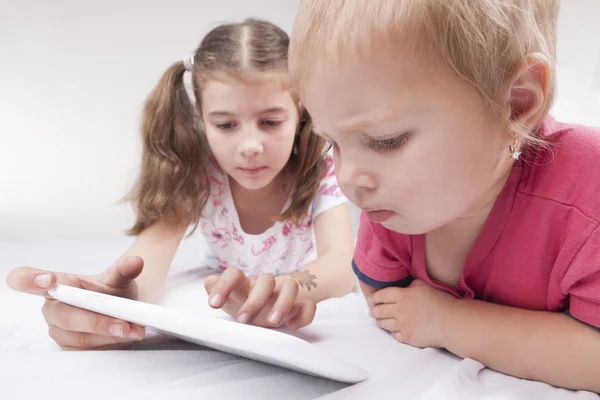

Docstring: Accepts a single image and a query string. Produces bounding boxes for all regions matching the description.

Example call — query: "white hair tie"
[183,54,195,71]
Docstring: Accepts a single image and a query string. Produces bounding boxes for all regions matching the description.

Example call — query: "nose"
[239,132,263,158]
[335,151,376,193]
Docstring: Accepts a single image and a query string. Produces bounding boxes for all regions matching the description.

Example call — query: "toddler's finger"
[237,274,276,324]
[376,318,396,332]
[370,303,396,319]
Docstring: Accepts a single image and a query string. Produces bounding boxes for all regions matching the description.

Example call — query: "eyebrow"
[313,105,423,139]
[206,107,290,118]
[339,112,396,135]
[314,113,394,138]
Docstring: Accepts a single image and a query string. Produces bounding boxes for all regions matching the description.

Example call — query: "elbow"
[330,275,357,298]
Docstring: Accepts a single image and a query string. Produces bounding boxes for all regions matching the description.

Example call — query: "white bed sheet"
[0,239,597,400]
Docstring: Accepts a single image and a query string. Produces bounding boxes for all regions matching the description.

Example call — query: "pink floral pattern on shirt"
[199,153,347,277]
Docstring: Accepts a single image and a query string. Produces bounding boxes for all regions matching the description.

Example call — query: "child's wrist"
[438,296,461,350]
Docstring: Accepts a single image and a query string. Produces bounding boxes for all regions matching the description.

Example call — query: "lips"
[364,209,395,223]
[239,166,267,175]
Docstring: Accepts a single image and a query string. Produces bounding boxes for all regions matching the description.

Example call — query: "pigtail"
[277,109,327,225]
[125,61,210,235]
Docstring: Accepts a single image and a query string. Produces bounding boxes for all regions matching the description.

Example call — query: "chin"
[230,172,275,191]
[234,178,270,191]
[381,216,432,235]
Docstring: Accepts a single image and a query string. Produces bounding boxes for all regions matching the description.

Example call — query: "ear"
[507,53,551,130]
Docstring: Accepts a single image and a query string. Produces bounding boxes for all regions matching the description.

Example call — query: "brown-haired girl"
[7,18,355,350]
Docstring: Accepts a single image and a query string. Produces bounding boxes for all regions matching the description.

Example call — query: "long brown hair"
[125,18,327,236]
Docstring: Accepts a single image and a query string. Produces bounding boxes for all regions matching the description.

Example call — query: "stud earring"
[509,136,521,160]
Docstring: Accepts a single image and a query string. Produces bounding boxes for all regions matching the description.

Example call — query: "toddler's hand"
[204,267,316,330]
[368,279,456,348]
[6,256,146,350]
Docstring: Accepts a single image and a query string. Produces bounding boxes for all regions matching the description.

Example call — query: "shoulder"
[356,212,412,259]
[311,152,348,216]
[201,156,230,217]
[353,212,413,286]
[520,116,600,223]
[317,153,343,193]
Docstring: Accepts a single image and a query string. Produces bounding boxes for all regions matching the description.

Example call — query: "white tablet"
[48,284,368,384]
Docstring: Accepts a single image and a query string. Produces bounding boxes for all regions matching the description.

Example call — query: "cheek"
[412,122,503,208]
[390,126,475,207]
[269,124,296,153]
[205,129,233,161]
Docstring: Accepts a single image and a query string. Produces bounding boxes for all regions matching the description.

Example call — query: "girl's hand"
[368,279,456,349]
[204,267,316,330]
[6,256,146,350]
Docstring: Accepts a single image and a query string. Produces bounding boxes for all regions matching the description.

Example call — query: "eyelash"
[367,132,411,152]
[326,132,411,152]
[216,122,236,130]
[215,120,282,131]
[262,120,282,128]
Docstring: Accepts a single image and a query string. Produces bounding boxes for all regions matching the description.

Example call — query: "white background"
[1,0,599,240]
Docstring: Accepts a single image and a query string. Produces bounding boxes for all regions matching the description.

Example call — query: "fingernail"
[238,313,251,324]
[209,293,222,308]
[128,331,140,340]
[34,274,51,288]
[109,324,124,337]
[268,310,282,326]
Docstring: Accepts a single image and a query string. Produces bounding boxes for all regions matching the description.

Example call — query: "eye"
[261,119,282,128]
[367,132,411,152]
[216,122,237,130]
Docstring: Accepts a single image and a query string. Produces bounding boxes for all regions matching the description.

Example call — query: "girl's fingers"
[6,267,80,297]
[264,279,299,327]
[205,271,316,330]
[42,299,145,340]
[206,268,251,309]
[237,274,276,324]
[203,275,219,292]
[99,256,144,290]
[48,325,136,350]
[286,300,317,330]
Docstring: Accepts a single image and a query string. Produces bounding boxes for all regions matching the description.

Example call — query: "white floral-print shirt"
[199,154,347,278]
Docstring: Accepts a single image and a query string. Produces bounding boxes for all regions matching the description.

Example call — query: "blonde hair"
[290,0,559,143]
[125,18,327,236]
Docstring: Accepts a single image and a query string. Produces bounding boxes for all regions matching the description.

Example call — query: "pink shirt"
[353,117,600,329]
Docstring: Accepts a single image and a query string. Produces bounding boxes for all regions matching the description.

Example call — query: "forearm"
[275,251,356,303]
[443,299,600,392]
[118,221,187,303]
[276,203,355,303]
[359,280,377,302]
